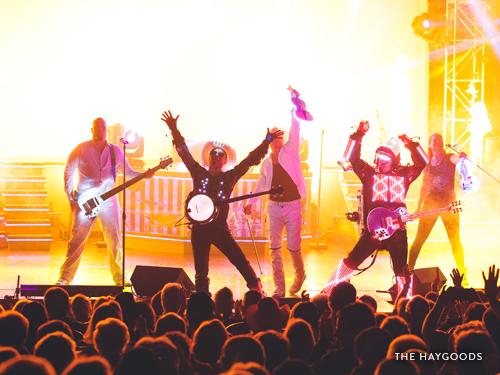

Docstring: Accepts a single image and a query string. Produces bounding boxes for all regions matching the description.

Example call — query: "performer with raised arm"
[323,122,428,296]
[57,118,154,285]
[408,133,468,281]
[244,87,312,297]
[161,110,283,295]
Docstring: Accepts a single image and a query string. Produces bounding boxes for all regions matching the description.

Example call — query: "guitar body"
[77,157,173,218]
[366,207,408,241]
[185,186,284,225]
[78,187,105,218]
[185,193,219,225]
[366,201,461,240]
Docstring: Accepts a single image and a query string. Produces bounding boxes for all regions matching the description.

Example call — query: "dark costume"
[408,153,465,274]
[170,127,270,294]
[324,131,427,294]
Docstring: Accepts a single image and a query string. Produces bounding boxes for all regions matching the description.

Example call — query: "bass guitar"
[367,201,462,240]
[78,157,173,218]
[185,185,284,225]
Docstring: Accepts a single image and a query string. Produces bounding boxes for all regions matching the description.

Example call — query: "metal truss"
[443,0,487,151]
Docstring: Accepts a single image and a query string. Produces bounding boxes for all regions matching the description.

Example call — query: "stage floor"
[0,218,497,313]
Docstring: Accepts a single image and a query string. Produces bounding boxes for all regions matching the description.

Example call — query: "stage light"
[108,124,144,159]
[412,13,438,42]
[108,123,145,170]
[124,130,139,147]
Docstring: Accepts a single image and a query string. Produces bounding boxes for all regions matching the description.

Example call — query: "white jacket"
[250,111,306,204]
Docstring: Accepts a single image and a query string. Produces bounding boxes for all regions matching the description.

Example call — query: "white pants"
[59,196,123,284]
[268,199,302,251]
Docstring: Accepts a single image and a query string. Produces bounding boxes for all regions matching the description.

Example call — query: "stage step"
[3,205,50,220]
[0,175,47,191]
[0,163,54,251]
[2,190,48,205]
[5,220,52,235]
[0,164,45,177]
[7,234,52,251]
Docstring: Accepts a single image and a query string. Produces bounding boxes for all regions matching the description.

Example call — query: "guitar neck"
[405,206,449,222]
[224,188,277,204]
[100,165,161,201]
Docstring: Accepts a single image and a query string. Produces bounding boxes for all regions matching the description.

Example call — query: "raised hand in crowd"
[483,264,500,316]
[450,268,464,288]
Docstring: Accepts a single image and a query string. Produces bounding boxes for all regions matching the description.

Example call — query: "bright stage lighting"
[412,13,437,42]
[124,130,139,147]
[108,123,145,170]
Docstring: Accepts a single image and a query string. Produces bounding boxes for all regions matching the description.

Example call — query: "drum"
[185,193,219,224]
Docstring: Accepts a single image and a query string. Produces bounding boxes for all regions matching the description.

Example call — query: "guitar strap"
[109,144,116,182]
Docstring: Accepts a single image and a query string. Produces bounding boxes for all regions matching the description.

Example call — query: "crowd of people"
[0,265,498,375]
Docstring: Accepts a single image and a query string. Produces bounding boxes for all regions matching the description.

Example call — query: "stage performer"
[323,124,428,296]
[244,88,312,297]
[161,110,283,295]
[408,133,467,281]
[57,118,153,285]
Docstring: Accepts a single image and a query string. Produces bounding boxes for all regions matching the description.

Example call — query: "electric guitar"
[78,157,173,218]
[367,201,462,240]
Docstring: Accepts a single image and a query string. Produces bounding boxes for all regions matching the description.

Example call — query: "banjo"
[185,185,284,225]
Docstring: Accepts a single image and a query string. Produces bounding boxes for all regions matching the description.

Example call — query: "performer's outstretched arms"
[161,110,202,175]
[348,129,373,180]
[399,135,429,183]
[232,128,284,180]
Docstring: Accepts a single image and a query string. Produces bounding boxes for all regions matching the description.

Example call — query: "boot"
[322,259,356,295]
[270,248,285,297]
[396,273,412,299]
[289,250,306,295]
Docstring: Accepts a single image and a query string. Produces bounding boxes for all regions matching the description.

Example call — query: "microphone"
[400,134,430,163]
[398,134,412,145]
[119,137,129,145]
[357,120,370,135]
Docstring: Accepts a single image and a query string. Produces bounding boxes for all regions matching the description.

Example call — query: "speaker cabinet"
[412,267,446,296]
[131,265,194,297]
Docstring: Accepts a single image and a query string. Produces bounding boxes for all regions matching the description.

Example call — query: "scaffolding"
[443,0,487,151]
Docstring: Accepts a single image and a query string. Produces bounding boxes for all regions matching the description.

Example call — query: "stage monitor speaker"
[130,265,194,297]
[412,267,446,296]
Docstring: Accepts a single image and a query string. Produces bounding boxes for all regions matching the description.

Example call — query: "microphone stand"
[120,139,128,289]
[309,128,328,249]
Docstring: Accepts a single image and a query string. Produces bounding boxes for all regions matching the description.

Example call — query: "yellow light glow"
[0,0,427,169]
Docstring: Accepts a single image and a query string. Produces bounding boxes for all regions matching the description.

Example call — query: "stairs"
[0,164,53,250]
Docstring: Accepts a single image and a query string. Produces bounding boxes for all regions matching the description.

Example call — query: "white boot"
[289,250,306,295]
[270,248,285,297]
[323,259,356,295]
[396,274,412,299]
